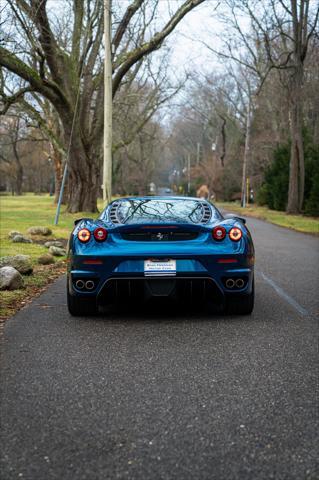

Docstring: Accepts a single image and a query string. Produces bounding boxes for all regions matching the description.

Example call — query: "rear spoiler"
[223,213,246,224]
[74,217,93,226]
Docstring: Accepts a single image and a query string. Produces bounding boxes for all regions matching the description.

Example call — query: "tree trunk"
[219,116,226,167]
[16,161,23,195]
[12,137,23,196]
[54,111,101,213]
[54,155,63,204]
[287,67,304,214]
[65,124,100,213]
[241,102,251,207]
[67,168,100,213]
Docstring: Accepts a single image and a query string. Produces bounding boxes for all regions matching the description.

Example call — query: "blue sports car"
[67,196,255,316]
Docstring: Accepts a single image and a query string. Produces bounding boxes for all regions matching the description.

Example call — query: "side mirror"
[74,218,93,226]
[223,213,246,224]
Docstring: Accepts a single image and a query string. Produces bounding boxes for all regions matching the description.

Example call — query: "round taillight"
[229,227,242,241]
[78,228,91,243]
[93,227,108,242]
[212,226,226,241]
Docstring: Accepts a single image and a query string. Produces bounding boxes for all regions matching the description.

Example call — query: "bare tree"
[0,115,26,195]
[165,2,319,206]
[220,0,319,212]
[112,53,180,195]
[280,0,319,212]
[0,0,206,212]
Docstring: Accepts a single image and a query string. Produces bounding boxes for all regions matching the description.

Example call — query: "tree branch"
[0,86,34,114]
[112,0,205,96]
[0,46,69,109]
[28,0,62,84]
[112,0,145,54]
[72,0,84,62]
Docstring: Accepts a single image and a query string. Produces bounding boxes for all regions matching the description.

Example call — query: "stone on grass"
[27,226,52,236]
[0,266,24,290]
[44,240,64,248]
[12,234,33,244]
[38,253,55,265]
[8,230,22,239]
[49,246,66,257]
[0,254,33,274]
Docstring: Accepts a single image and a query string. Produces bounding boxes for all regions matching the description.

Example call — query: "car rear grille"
[98,277,224,305]
[121,231,198,241]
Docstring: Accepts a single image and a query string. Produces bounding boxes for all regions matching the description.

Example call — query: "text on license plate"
[144,260,176,276]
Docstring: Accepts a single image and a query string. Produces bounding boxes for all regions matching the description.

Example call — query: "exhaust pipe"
[75,279,85,290]
[235,278,245,288]
[85,280,95,290]
[225,278,235,289]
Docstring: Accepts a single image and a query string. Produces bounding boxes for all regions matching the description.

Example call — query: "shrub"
[257,138,319,215]
[259,145,289,211]
[304,144,319,216]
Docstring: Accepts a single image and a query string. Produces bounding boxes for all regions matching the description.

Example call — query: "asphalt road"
[1,217,318,480]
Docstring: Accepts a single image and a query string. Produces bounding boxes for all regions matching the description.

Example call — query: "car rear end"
[67,197,254,313]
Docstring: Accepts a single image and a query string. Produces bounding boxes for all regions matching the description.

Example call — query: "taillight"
[93,227,108,242]
[78,228,91,243]
[212,226,226,241]
[229,227,242,241]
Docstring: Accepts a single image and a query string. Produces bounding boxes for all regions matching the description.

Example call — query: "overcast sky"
[154,0,230,83]
[111,0,227,81]
[167,1,224,76]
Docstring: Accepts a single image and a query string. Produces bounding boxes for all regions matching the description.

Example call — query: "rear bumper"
[68,254,254,302]
[98,276,225,305]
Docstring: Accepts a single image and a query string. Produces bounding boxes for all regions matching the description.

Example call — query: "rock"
[12,234,33,244]
[0,255,33,274]
[38,254,55,265]
[27,226,52,236]
[49,246,66,257]
[0,266,24,290]
[44,240,64,248]
[8,230,22,239]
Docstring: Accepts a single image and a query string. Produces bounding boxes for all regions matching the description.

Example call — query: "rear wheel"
[225,278,254,315]
[67,286,98,316]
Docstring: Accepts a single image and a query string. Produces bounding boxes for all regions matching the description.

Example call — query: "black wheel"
[67,286,98,316]
[225,278,254,315]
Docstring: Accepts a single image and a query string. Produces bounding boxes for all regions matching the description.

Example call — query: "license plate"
[144,259,176,276]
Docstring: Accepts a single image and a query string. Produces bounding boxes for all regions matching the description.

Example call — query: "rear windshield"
[104,199,220,224]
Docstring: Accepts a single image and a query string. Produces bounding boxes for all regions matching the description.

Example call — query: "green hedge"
[257,138,319,216]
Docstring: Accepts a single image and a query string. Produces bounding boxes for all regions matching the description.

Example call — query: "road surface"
[1,217,318,480]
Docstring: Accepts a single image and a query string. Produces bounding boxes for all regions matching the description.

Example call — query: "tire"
[67,287,98,316]
[225,278,254,315]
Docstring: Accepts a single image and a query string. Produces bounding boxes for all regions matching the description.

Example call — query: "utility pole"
[187,153,191,195]
[103,0,112,204]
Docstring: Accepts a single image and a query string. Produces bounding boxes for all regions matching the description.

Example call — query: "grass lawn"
[0,193,105,321]
[216,202,319,235]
